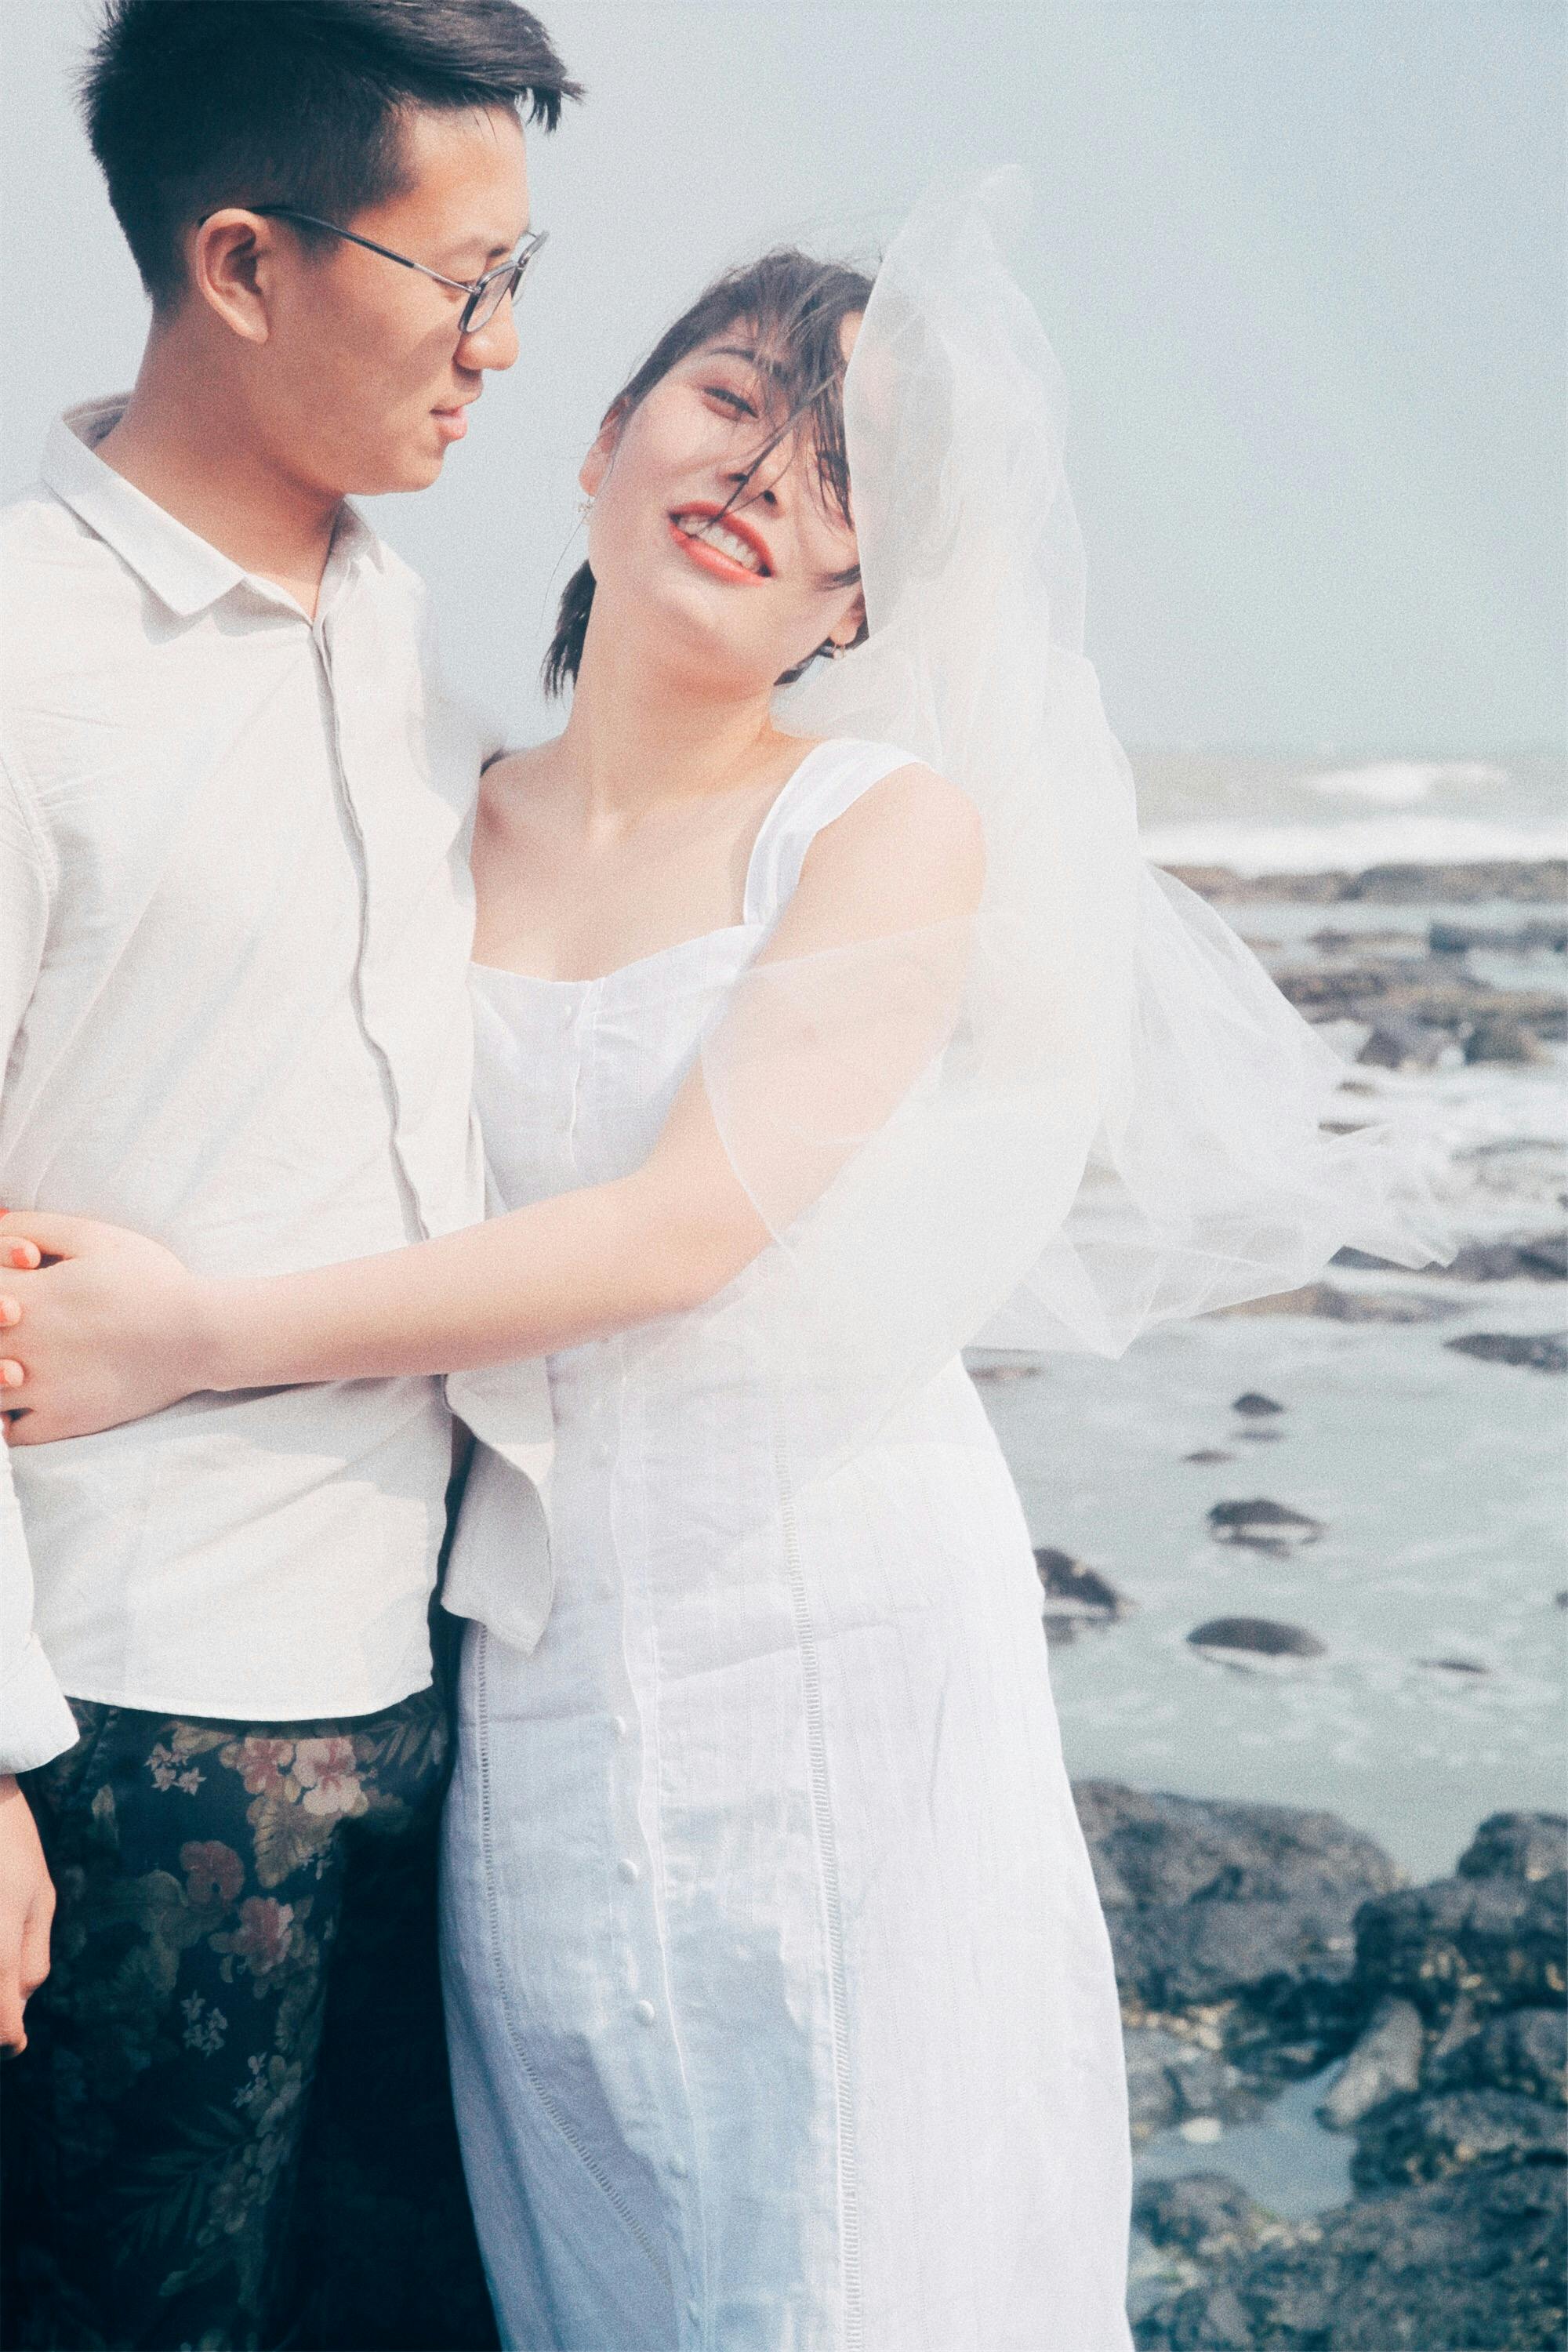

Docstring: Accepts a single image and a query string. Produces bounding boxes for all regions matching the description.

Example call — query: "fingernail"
[0,1301,16,1327]
[0,1364,23,1389]
[8,1246,38,1269]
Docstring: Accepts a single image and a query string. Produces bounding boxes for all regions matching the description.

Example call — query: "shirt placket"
[313,590,429,1244]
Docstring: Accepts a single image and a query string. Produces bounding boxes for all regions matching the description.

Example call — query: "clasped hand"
[0,1213,209,1444]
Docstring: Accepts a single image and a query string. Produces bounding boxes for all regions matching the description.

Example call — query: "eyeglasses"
[250,207,548,334]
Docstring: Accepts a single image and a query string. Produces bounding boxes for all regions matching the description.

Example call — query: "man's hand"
[0,1210,212,1446]
[0,1775,54,2056]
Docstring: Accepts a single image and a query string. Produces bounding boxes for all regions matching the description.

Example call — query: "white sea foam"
[1305,760,1511,807]
[1139,815,1568,876]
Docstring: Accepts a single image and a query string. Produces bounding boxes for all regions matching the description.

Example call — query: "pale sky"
[2,0,1561,755]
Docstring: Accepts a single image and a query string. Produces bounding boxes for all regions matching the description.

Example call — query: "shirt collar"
[42,396,379,622]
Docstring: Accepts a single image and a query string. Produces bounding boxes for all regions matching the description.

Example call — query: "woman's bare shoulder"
[479,739,564,822]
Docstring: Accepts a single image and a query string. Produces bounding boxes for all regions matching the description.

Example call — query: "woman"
[0,179,1442,2350]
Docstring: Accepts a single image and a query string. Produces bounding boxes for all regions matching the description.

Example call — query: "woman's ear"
[829,591,867,653]
[578,400,629,499]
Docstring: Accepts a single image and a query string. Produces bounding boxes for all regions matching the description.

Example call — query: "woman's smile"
[667,500,773,583]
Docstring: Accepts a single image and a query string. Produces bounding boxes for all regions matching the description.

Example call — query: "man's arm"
[0,754,75,2050]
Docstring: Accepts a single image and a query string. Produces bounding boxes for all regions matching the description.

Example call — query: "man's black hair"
[81,0,581,307]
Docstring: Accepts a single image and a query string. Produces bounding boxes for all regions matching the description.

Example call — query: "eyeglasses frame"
[241,206,547,333]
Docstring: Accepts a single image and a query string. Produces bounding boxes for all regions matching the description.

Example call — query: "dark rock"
[1444,1234,1568,1283]
[1359,1014,1456,1070]
[1188,1617,1327,1662]
[1317,1995,1425,2129]
[1074,1782,1399,2035]
[1445,1330,1568,1373]
[1465,1016,1548,1064]
[1232,1392,1285,1417]
[1207,1498,1323,1555]
[1522,1232,1568,1280]
[1166,857,1567,906]
[1457,1812,1568,1884]
[1218,1281,1459,1323]
[1352,1867,1568,2025]
[1134,2172,1277,2260]
[1033,1546,1135,1622]
[1123,2027,1260,2141]
[1430,916,1568,955]
[1428,2009,1567,2107]
[1417,1656,1490,1675]
[1350,2088,1567,2190]
[1182,1450,1234,1465]
[1134,2161,1567,2351]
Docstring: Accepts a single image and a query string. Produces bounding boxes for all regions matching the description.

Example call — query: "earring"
[577,495,593,522]
[828,641,848,661]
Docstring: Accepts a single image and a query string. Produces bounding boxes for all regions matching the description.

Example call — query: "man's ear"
[187,209,282,346]
[578,399,630,499]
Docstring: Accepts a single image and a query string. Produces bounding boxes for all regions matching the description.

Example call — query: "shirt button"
[633,1998,657,2026]
[669,2154,688,2180]
[618,1857,640,1883]
[609,1714,629,1740]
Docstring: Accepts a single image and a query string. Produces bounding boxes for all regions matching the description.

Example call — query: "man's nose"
[459,292,521,372]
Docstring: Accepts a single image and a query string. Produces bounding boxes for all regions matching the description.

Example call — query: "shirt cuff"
[1,1635,80,1775]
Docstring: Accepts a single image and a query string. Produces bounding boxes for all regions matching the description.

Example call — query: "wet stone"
[1444,1330,1568,1373]
[1188,1617,1327,1662]
[1207,1498,1324,1555]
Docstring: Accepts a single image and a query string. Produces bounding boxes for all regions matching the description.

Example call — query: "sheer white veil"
[673,170,1448,1460]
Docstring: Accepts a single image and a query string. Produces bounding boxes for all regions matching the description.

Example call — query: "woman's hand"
[0,1212,216,1445]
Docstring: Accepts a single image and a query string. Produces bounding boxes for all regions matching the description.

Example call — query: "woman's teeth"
[674,514,764,573]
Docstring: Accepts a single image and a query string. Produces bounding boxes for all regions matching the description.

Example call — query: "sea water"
[974,746,1566,2223]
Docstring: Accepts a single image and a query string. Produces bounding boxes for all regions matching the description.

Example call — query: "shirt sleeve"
[0,755,78,1774]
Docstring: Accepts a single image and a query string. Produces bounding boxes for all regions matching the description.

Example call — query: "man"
[0,4,574,2343]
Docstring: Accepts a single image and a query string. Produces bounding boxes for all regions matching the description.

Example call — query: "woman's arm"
[0,765,982,1443]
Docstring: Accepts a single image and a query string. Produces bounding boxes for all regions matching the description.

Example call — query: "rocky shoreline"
[1070,1782,1568,2350]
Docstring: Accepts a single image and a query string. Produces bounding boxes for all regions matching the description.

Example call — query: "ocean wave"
[1305,760,1511,806]
[1139,815,1568,877]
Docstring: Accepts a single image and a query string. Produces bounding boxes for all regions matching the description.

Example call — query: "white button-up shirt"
[1,396,548,1771]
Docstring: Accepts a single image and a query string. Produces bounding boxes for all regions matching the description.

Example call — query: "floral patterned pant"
[0,1672,499,2352]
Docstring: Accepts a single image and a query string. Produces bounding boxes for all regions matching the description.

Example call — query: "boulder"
[1033,1547,1134,1622]
[1465,1017,1548,1064]
[1232,1392,1285,1417]
[1430,916,1568,955]
[1458,1813,1568,1883]
[1359,1015,1457,1070]
[1428,2008,1567,2107]
[1445,1330,1568,1373]
[1134,2161,1567,2350]
[1443,1235,1568,1282]
[1218,1282,1459,1323]
[1123,2026,1260,2142]
[1352,1867,1568,2025]
[1073,1782,1399,2037]
[1188,1618,1327,1663]
[1207,1498,1323,1555]
[1183,1450,1234,1465]
[1316,1995,1425,2129]
[1134,2172,1278,2262]
[1350,2088,1567,2190]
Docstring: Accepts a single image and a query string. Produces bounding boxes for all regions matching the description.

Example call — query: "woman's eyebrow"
[706,343,789,383]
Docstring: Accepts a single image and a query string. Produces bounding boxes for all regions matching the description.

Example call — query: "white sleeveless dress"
[440,737,1133,2352]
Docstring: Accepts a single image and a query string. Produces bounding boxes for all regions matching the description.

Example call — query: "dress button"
[609,1714,629,1739]
[618,1857,641,1883]
[633,1998,657,2026]
[668,2154,688,2180]
[593,1438,612,1465]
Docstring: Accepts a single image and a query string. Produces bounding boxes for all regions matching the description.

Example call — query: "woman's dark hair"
[80,0,580,307]
[543,248,876,699]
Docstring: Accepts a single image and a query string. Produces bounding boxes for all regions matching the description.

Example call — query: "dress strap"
[743,737,919,928]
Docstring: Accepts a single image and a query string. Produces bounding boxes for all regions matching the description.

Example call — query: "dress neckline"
[470,735,840,993]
